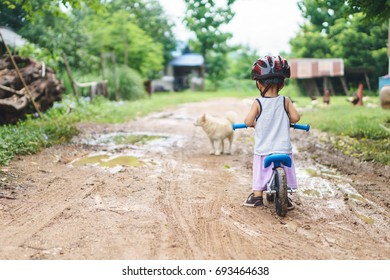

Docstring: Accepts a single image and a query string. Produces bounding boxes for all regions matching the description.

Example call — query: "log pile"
[0,55,64,125]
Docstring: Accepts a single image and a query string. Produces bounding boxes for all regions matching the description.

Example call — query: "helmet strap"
[259,83,272,97]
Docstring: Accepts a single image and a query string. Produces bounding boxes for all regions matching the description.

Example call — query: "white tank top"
[254,95,292,156]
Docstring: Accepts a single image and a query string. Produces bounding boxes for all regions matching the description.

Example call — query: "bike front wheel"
[275,167,288,217]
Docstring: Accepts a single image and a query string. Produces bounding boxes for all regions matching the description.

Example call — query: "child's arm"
[244,100,260,127]
[285,97,300,123]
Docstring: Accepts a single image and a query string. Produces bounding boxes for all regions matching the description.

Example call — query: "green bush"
[105,65,146,101]
[216,78,255,93]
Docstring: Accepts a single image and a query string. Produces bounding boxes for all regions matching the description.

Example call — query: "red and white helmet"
[251,55,290,83]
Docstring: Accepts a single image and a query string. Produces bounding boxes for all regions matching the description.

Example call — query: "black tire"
[274,167,288,217]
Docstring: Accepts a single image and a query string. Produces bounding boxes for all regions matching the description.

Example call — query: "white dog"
[194,112,236,155]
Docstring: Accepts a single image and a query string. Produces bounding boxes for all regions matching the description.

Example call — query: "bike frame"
[265,155,295,196]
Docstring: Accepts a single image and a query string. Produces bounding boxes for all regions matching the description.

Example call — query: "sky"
[159,0,304,56]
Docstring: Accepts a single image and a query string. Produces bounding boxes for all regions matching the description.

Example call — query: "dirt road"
[1,98,389,260]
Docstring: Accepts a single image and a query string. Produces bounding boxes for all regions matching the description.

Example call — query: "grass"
[1,83,389,165]
[297,96,390,164]
[0,116,77,165]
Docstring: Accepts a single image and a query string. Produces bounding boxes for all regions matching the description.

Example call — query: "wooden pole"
[62,53,79,99]
[322,77,328,95]
[327,77,335,95]
[340,77,350,96]
[364,72,371,91]
[0,30,42,117]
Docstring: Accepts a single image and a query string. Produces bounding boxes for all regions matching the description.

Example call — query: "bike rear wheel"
[274,167,288,217]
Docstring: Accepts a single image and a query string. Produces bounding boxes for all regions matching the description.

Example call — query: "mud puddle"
[295,162,388,229]
[70,132,183,172]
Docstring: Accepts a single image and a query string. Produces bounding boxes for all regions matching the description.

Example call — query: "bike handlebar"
[232,123,248,130]
[232,123,310,131]
[290,123,310,131]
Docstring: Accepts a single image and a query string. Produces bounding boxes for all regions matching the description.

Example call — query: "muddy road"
[1,98,389,260]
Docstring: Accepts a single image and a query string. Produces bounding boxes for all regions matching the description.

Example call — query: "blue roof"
[170,53,204,67]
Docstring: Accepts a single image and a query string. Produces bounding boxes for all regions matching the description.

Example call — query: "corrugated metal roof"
[0,27,28,48]
[170,53,204,67]
[289,58,344,78]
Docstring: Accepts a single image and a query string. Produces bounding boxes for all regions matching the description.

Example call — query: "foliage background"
[0,0,389,166]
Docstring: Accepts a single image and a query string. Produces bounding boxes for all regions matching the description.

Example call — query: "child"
[243,55,300,210]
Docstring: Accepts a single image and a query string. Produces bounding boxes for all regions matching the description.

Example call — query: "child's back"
[254,95,292,156]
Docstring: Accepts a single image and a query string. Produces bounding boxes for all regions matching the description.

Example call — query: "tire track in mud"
[219,188,332,259]
[146,100,390,260]
[158,150,226,259]
[0,166,102,255]
[156,139,249,259]
[155,144,314,259]
[159,154,204,259]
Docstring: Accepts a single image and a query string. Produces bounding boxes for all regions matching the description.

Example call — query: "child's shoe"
[243,193,264,207]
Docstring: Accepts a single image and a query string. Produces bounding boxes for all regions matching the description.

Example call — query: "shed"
[289,58,347,96]
[169,47,205,91]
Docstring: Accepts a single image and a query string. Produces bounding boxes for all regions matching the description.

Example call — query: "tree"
[347,0,390,23]
[228,45,258,80]
[1,0,103,72]
[297,0,390,27]
[81,10,164,78]
[183,0,236,87]
[290,23,331,58]
[0,1,26,30]
[329,14,388,78]
[184,0,236,58]
[2,1,170,78]
[297,0,349,34]
[18,11,87,68]
[106,0,177,68]
[1,0,102,31]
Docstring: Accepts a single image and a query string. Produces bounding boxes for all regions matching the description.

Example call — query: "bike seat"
[264,154,292,168]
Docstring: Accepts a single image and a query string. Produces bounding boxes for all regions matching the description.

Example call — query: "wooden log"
[0,31,42,116]
[0,54,64,124]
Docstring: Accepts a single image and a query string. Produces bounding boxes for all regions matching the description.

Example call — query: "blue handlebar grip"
[291,123,310,131]
[232,123,248,130]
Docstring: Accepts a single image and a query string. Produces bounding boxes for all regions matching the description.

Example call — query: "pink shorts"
[252,154,297,191]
